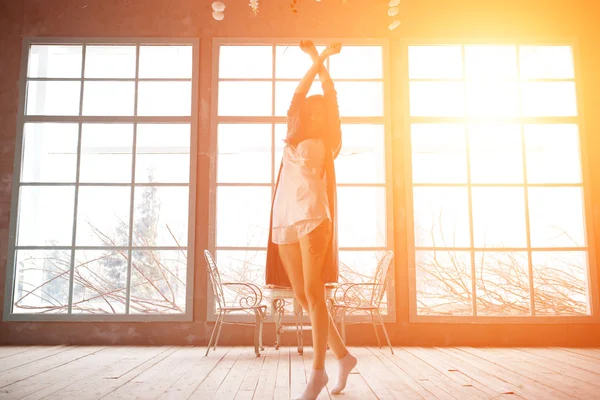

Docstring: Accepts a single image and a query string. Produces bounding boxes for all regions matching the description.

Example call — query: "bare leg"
[279,221,356,396]
[298,220,331,371]
[279,240,327,399]
[278,242,349,360]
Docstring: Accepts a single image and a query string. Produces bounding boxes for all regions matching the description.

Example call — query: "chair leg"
[253,308,261,357]
[340,308,347,344]
[259,311,265,351]
[376,310,394,355]
[214,311,225,350]
[370,310,382,348]
[206,310,222,356]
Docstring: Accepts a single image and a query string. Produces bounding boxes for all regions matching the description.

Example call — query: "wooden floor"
[1,346,600,399]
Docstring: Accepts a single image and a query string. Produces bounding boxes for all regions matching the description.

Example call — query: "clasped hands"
[300,40,342,64]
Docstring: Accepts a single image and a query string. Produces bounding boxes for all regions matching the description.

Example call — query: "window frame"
[400,38,600,324]
[3,37,199,322]
[208,37,396,323]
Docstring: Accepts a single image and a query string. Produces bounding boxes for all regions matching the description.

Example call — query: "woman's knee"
[292,287,307,303]
[294,292,308,308]
[304,281,326,304]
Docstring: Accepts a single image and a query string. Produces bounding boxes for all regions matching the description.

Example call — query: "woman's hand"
[320,42,342,59]
[300,40,319,61]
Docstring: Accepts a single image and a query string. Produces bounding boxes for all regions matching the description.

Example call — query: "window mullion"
[517,45,536,316]
[461,45,478,317]
[67,44,87,314]
[271,44,277,196]
[125,44,141,315]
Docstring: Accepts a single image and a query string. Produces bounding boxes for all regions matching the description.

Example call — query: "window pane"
[274,81,323,116]
[468,124,523,184]
[215,250,267,309]
[466,82,519,117]
[12,249,71,314]
[416,250,472,316]
[21,123,79,183]
[337,187,386,248]
[339,250,391,314]
[84,45,136,78]
[475,251,530,316]
[218,81,272,116]
[337,82,384,117]
[216,250,266,286]
[411,124,467,184]
[130,249,187,314]
[520,46,574,79]
[532,251,589,315]
[139,45,193,79]
[329,46,383,79]
[82,81,135,116]
[339,250,388,283]
[219,46,272,78]
[137,81,191,116]
[72,250,127,314]
[76,186,131,247]
[26,81,81,116]
[522,82,577,117]
[216,187,271,248]
[275,45,325,79]
[217,124,271,184]
[408,46,463,79]
[17,186,74,246]
[28,45,82,78]
[136,124,190,184]
[528,187,586,248]
[133,186,189,247]
[465,46,517,80]
[413,187,470,248]
[472,187,527,248]
[79,124,133,183]
[335,124,385,184]
[525,124,582,184]
[409,82,464,117]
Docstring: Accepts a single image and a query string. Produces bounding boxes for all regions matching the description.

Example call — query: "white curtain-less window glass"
[10,42,195,316]
[215,44,389,313]
[409,44,590,317]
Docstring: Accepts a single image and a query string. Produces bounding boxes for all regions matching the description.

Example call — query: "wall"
[1,0,599,346]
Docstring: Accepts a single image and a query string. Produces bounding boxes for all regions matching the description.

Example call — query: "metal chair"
[204,249,267,357]
[331,250,394,354]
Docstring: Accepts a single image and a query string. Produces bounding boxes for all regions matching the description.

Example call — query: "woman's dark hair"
[284,94,327,145]
[305,94,325,112]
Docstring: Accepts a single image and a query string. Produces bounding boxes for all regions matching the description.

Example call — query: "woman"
[265,41,357,399]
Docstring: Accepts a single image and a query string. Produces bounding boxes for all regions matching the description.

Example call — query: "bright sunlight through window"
[9,40,196,317]
[213,43,390,315]
[408,45,590,317]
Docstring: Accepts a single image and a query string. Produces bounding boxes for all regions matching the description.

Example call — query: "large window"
[406,44,593,319]
[5,39,198,320]
[211,40,391,315]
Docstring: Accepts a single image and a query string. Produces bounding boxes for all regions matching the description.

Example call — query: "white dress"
[271,138,331,244]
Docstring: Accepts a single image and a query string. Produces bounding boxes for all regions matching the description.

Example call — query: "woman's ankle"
[334,349,349,361]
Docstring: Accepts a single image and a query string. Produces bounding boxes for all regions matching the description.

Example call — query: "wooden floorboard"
[458,347,580,400]
[554,348,600,360]
[189,346,244,399]
[0,346,599,399]
[273,346,290,400]
[253,346,279,400]
[0,346,69,374]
